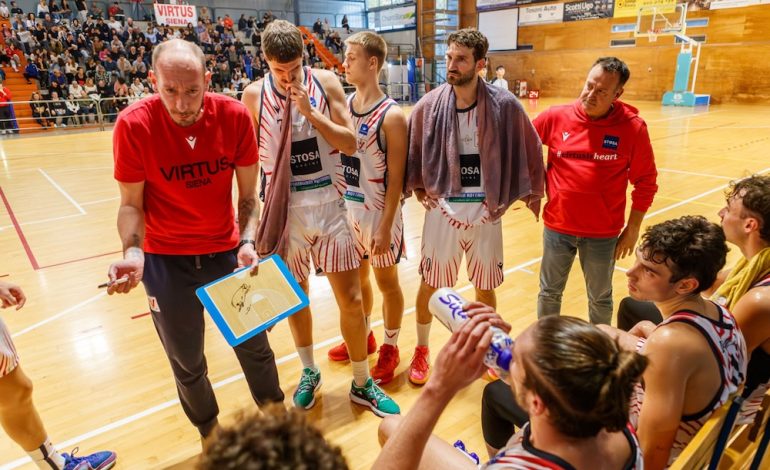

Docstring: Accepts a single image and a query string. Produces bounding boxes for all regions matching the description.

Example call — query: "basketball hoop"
[635,5,687,42]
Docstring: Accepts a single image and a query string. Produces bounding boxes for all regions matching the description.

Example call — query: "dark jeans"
[538,227,618,324]
[143,250,284,437]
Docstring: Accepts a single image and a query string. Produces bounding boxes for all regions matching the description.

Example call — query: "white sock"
[384,328,400,346]
[352,359,369,387]
[365,315,371,335]
[28,438,66,470]
[416,322,431,347]
[297,345,316,371]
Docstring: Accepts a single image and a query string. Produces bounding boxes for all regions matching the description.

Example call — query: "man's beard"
[447,69,475,87]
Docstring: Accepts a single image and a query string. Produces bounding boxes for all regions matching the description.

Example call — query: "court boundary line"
[80,196,120,206]
[0,213,84,231]
[646,109,720,123]
[2,168,770,469]
[38,169,86,215]
[37,250,122,270]
[0,185,39,269]
[10,292,107,339]
[0,197,120,231]
[657,168,733,180]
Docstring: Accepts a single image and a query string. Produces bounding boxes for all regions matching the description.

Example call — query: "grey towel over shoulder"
[405,80,545,220]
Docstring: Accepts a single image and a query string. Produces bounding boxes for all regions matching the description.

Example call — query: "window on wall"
[367,3,416,31]
[611,23,636,33]
[432,0,457,82]
[344,14,365,28]
[300,0,366,29]
[610,38,636,47]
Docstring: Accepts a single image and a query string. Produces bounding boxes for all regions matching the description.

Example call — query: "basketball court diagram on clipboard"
[196,255,309,346]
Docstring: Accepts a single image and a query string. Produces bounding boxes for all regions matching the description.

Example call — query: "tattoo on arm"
[238,196,257,234]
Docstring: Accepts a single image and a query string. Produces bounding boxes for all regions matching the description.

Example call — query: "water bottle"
[453,440,480,465]
[428,288,513,381]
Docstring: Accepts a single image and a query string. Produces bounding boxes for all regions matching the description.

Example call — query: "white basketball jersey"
[438,103,489,227]
[342,92,397,212]
[257,67,344,208]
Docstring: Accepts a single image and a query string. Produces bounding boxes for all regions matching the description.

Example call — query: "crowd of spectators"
[0,2,345,130]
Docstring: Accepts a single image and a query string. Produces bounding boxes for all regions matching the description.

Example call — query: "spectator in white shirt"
[490,65,509,90]
[129,76,144,97]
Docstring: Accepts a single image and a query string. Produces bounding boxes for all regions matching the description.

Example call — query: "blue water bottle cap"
[497,347,512,371]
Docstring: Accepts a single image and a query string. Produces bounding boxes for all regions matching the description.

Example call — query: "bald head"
[149,39,210,127]
[151,39,206,75]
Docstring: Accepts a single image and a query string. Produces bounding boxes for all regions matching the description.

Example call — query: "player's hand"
[0,281,26,310]
[237,243,260,276]
[414,189,437,210]
[427,313,494,398]
[106,247,144,295]
[465,302,511,334]
[614,225,640,260]
[629,320,657,339]
[371,223,392,256]
[288,79,313,118]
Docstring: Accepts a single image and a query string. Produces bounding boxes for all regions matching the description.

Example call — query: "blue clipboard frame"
[195,254,309,346]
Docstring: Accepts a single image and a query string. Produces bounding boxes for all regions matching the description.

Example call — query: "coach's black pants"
[143,250,284,437]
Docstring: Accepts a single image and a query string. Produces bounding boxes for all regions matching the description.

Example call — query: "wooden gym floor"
[0,98,768,469]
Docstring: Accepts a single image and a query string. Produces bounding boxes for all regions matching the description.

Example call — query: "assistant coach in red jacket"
[534,57,658,325]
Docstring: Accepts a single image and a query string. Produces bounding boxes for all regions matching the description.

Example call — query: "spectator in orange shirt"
[223,14,233,29]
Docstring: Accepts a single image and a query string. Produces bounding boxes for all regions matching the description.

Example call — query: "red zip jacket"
[533,100,657,238]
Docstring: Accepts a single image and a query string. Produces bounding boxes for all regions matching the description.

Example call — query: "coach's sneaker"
[328,331,377,361]
[62,448,116,470]
[293,367,322,409]
[408,346,431,385]
[371,344,400,385]
[349,377,401,417]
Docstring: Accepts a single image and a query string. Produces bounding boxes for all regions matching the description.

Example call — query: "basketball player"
[616,174,770,427]
[108,39,284,440]
[0,280,117,470]
[241,20,399,416]
[601,216,747,469]
[375,311,646,470]
[405,28,544,385]
[324,31,407,385]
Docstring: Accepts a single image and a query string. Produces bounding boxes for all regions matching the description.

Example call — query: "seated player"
[601,216,747,469]
[617,175,770,421]
[374,309,647,470]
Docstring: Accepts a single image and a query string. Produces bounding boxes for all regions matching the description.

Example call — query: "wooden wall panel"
[470,4,770,103]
